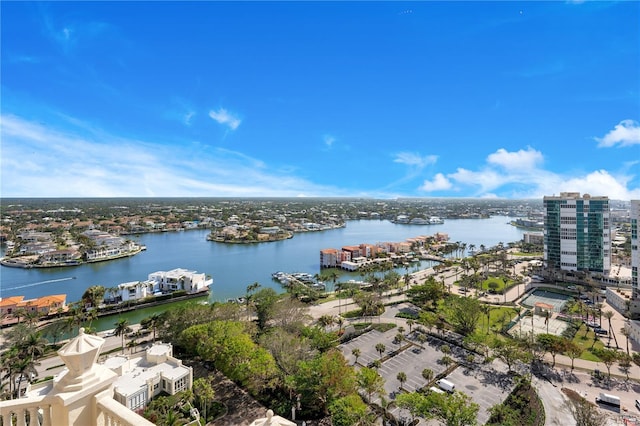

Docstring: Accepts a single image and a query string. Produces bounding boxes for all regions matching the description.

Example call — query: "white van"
[429,386,445,394]
[595,393,620,407]
[436,379,455,393]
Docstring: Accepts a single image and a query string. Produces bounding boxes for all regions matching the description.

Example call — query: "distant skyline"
[1,1,639,200]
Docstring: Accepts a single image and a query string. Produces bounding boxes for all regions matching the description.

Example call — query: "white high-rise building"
[543,192,611,275]
[631,200,639,308]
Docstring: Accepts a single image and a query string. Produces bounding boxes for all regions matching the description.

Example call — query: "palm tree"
[620,326,630,355]
[114,318,132,354]
[406,319,415,333]
[396,371,407,390]
[481,304,491,334]
[127,338,138,354]
[193,377,215,423]
[543,310,551,334]
[13,357,38,398]
[403,272,412,292]
[318,314,335,331]
[141,312,163,342]
[375,343,386,359]
[603,311,619,348]
[514,306,524,336]
[20,331,48,364]
[352,348,361,365]
[422,368,433,382]
[0,347,20,399]
[394,333,404,351]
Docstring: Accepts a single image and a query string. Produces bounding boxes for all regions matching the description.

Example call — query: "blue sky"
[2,1,639,200]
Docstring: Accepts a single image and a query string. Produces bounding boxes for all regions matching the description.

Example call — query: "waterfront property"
[0,294,67,322]
[319,232,449,270]
[106,268,213,303]
[102,343,193,412]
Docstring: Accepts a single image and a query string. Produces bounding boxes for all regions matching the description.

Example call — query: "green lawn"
[486,306,518,333]
[481,277,514,293]
[571,324,604,361]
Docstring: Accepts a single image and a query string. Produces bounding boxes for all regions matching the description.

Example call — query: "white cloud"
[0,113,351,198]
[551,170,640,200]
[448,168,505,194]
[487,147,543,170]
[442,155,640,200]
[596,119,640,147]
[209,108,241,130]
[183,110,195,126]
[394,152,438,168]
[420,173,452,192]
[323,134,336,147]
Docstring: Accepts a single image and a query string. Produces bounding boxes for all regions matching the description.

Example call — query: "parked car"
[594,328,608,335]
[436,379,456,393]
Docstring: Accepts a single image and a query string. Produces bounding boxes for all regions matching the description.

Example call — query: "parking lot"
[339,325,516,425]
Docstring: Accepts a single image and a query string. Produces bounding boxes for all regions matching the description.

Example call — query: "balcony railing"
[1,393,155,426]
[0,396,52,426]
[96,396,155,426]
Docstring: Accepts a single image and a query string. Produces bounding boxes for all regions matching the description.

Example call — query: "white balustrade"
[0,396,52,426]
[96,397,155,426]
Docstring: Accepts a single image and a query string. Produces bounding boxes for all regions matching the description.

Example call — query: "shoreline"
[0,247,145,269]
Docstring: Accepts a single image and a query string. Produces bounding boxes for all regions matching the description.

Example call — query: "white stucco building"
[108,268,213,303]
[103,343,193,412]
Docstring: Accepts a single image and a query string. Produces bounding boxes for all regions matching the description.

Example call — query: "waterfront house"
[0,294,67,318]
[82,229,140,261]
[19,241,57,255]
[0,296,24,316]
[39,249,82,264]
[115,280,157,302]
[109,268,213,303]
[148,268,212,293]
[320,248,339,268]
[21,294,67,316]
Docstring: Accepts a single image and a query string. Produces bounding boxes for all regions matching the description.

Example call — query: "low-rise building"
[107,268,212,303]
[0,294,67,317]
[103,343,193,412]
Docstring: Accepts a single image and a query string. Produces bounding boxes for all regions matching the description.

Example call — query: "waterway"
[0,217,526,304]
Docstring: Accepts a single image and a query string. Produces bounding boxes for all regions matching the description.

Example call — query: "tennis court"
[520,289,571,313]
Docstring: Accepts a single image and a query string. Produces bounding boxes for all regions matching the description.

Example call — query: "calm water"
[0,217,525,304]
